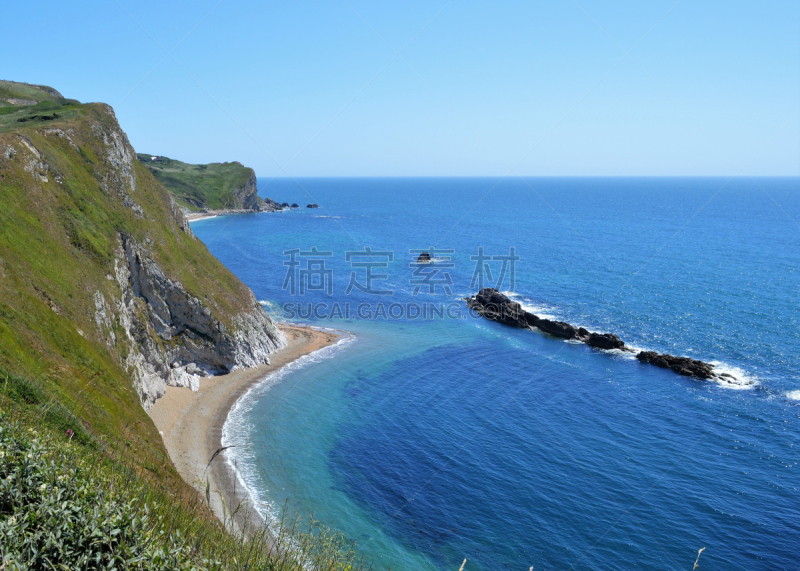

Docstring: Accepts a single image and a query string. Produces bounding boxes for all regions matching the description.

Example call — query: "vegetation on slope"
[0,79,367,567]
[0,383,369,570]
[137,154,258,211]
[0,96,256,463]
[0,81,83,135]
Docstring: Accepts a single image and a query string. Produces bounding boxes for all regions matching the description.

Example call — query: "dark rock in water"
[465,288,529,328]
[635,351,715,379]
[533,318,580,340]
[523,309,580,340]
[467,288,718,382]
[307,203,319,208]
[467,288,577,338]
[291,203,299,208]
[417,251,432,263]
[584,332,626,350]
[524,312,541,328]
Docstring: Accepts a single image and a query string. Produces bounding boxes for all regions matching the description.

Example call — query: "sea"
[190,177,799,570]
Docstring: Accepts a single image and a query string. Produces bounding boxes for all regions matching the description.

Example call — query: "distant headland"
[137,154,320,220]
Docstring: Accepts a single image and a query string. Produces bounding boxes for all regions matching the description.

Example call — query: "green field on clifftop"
[0,80,83,134]
[136,154,254,211]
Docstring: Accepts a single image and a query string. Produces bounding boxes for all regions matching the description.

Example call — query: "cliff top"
[137,153,257,211]
[0,80,83,135]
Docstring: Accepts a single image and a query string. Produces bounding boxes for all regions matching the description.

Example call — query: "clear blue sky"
[3,1,799,176]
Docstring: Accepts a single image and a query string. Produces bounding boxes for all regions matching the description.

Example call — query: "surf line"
[465,288,751,385]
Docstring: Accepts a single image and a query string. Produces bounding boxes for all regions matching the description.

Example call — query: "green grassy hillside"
[0,79,367,569]
[0,82,269,484]
[0,402,367,570]
[0,81,83,135]
[137,154,266,211]
[0,80,65,105]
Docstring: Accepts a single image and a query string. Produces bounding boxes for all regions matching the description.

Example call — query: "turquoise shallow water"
[193,178,800,570]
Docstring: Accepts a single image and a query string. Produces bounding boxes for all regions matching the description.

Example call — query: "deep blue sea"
[192,178,800,570]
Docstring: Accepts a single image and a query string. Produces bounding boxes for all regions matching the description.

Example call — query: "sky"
[3,1,799,176]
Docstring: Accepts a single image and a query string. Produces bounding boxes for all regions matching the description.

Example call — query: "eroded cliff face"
[232,170,282,212]
[0,95,285,410]
[104,234,284,407]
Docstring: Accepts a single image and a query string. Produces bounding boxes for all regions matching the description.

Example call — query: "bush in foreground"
[0,411,369,570]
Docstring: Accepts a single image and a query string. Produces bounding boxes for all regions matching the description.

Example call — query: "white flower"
[8,516,16,526]
[0,450,4,459]
[38,483,47,493]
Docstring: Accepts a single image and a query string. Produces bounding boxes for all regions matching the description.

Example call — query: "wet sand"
[148,324,340,529]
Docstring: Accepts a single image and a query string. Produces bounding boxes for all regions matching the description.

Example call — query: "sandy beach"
[148,323,340,529]
[185,212,219,221]
[185,207,286,222]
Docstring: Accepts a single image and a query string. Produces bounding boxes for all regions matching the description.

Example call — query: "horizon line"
[255,174,800,179]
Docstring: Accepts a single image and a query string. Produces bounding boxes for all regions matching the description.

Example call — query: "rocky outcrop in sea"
[465,288,738,382]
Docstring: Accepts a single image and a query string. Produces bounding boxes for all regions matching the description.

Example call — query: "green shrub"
[0,413,371,570]
[0,423,200,570]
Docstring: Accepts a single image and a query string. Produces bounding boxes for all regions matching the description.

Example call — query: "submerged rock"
[307,203,319,208]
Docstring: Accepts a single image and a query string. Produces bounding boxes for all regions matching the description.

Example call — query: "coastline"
[148,323,341,530]
[185,205,291,222]
[186,209,268,222]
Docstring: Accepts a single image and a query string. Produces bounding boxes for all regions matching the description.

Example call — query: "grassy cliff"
[137,154,251,210]
[0,80,365,568]
[0,81,268,500]
[137,154,281,212]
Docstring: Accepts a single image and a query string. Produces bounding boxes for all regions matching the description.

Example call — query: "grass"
[0,80,83,134]
[136,154,255,211]
[0,80,63,105]
[0,80,371,569]
[0,388,371,570]
[0,82,271,513]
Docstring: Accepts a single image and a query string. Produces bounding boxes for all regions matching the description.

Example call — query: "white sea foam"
[786,390,800,401]
[708,361,758,390]
[500,291,559,320]
[614,344,647,361]
[620,348,757,390]
[221,332,356,524]
[472,291,760,391]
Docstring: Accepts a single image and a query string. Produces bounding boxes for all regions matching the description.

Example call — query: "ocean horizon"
[192,176,799,570]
